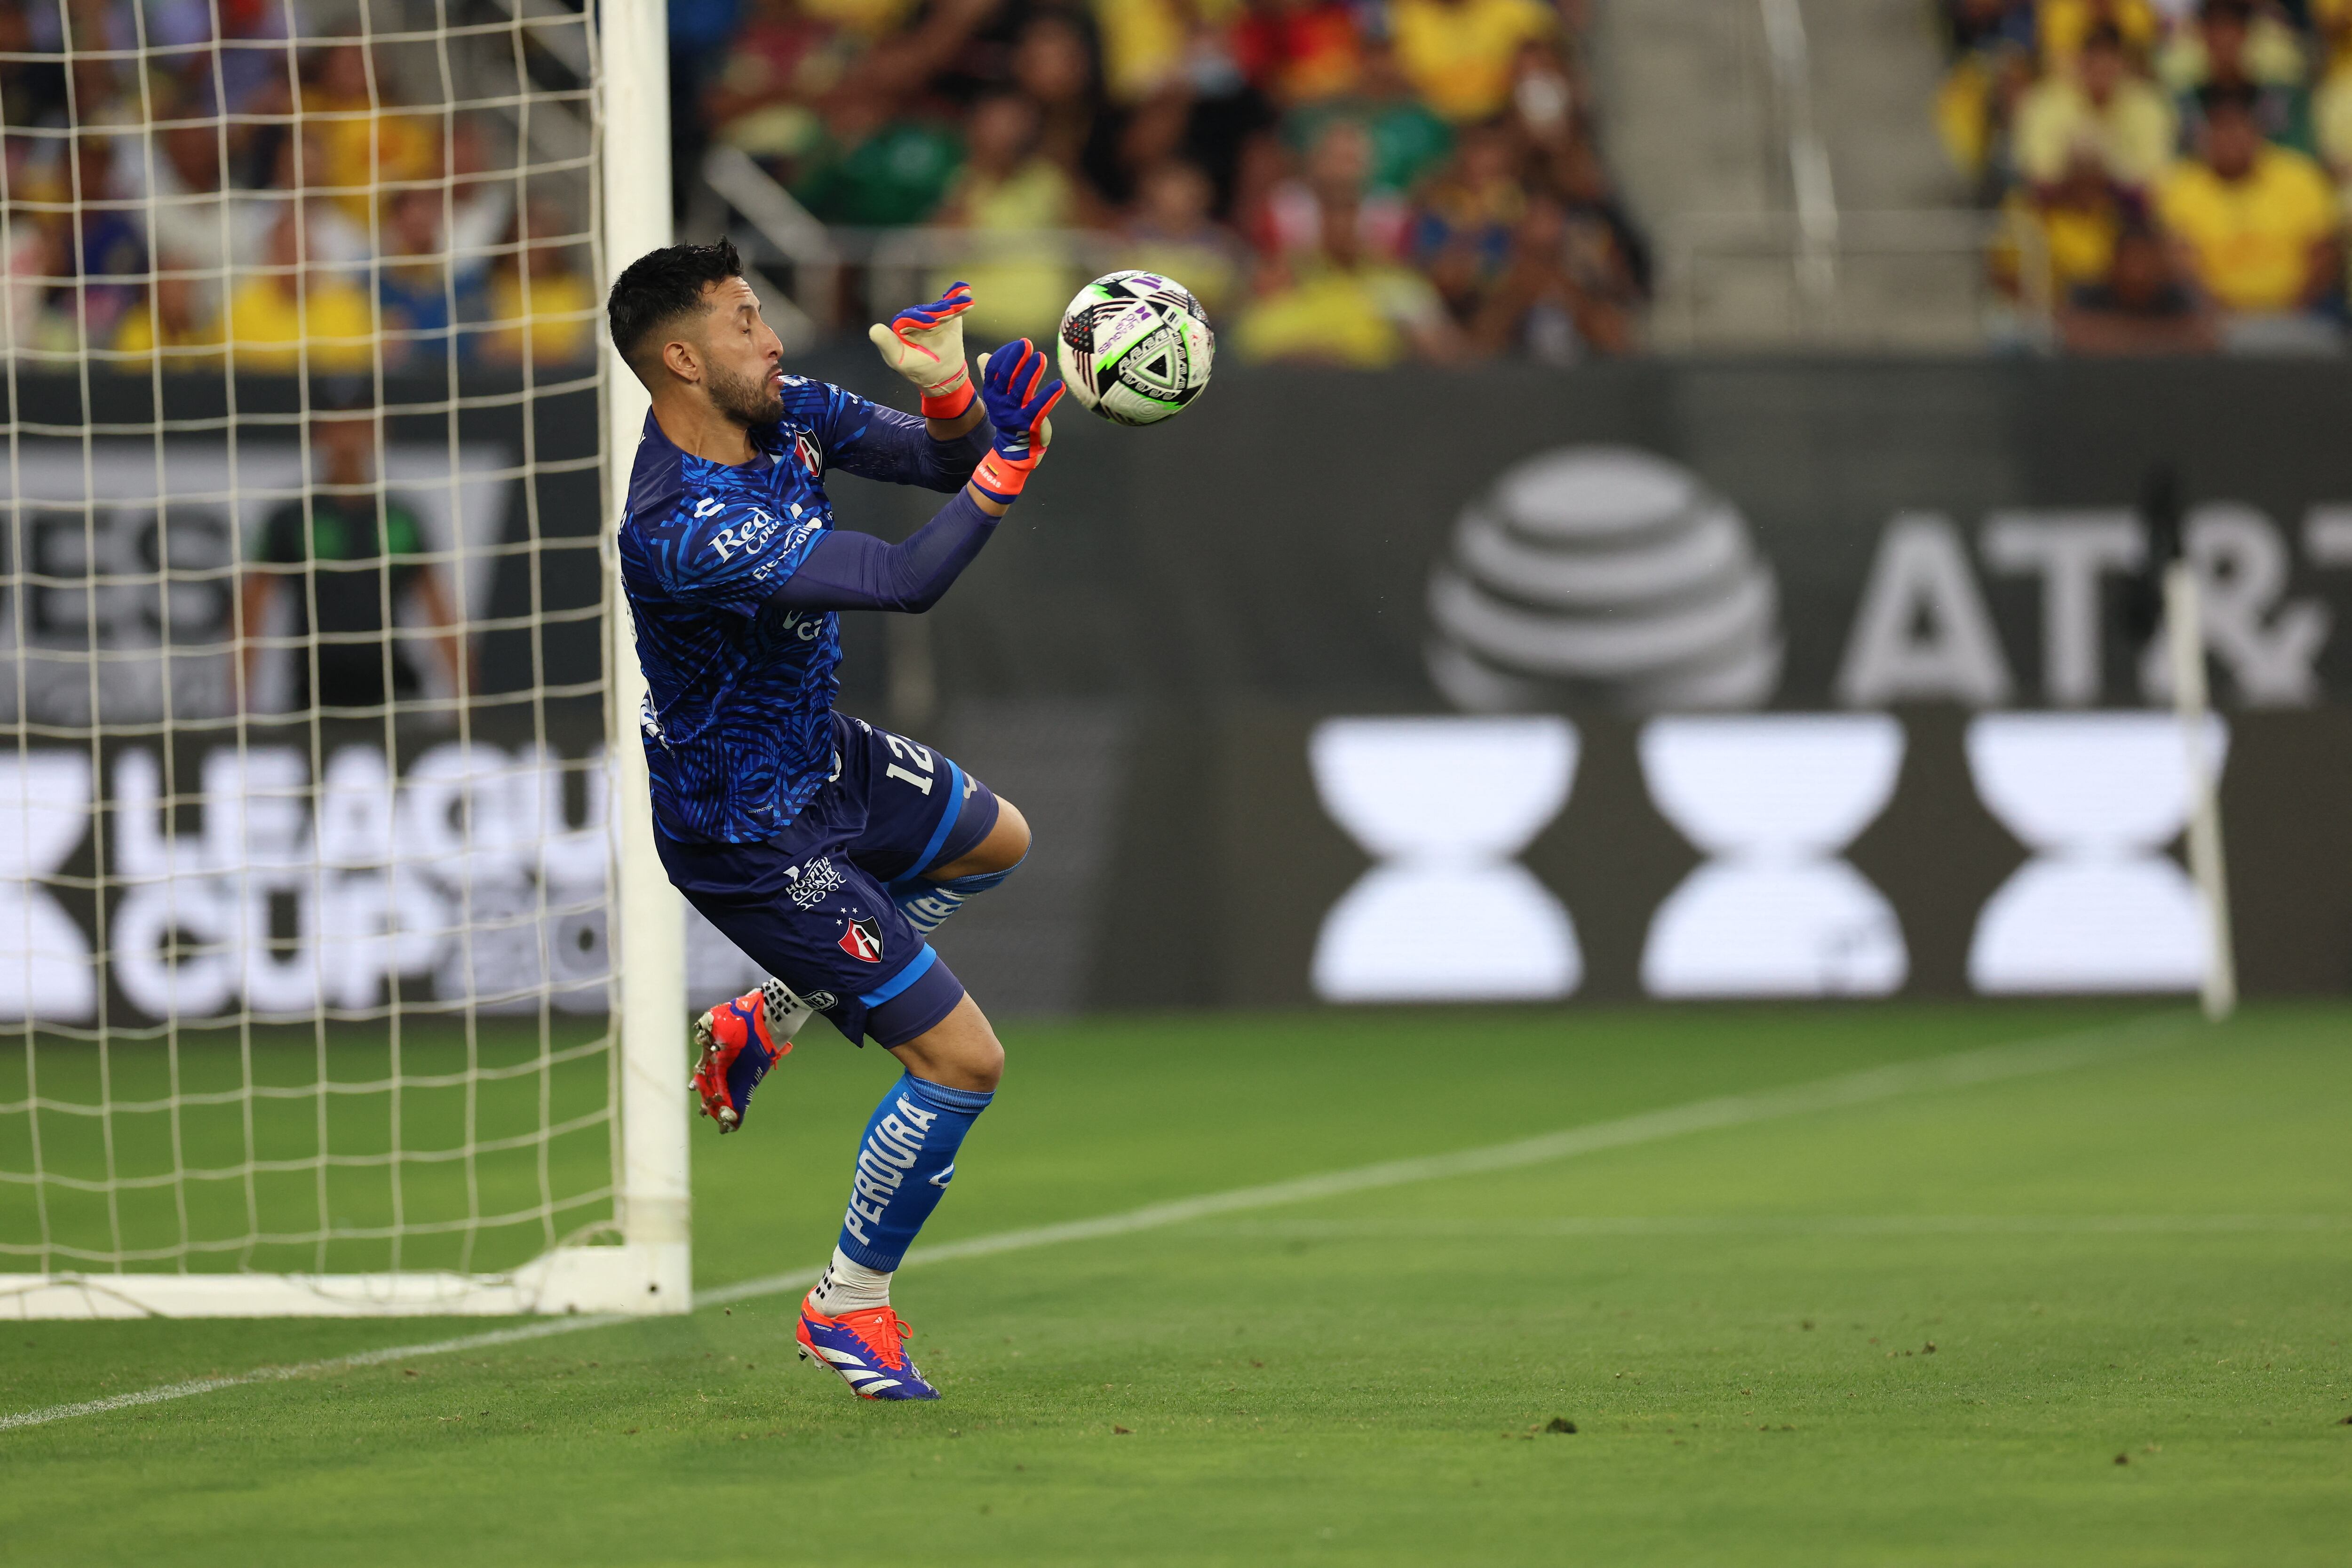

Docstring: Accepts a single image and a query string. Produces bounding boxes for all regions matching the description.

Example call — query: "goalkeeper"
[606,240,1059,1401]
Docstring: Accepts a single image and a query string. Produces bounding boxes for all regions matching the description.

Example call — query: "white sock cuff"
[811,1246,892,1313]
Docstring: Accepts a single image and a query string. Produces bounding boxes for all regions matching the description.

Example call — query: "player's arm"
[768,341,1063,613]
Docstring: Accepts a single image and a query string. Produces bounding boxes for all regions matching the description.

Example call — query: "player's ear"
[660,335,701,386]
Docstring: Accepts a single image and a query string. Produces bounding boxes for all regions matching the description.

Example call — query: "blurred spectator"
[377,187,478,369]
[67,53,140,132]
[1413,121,1529,322]
[242,384,469,715]
[1389,0,1558,124]
[1235,0,1367,106]
[705,0,850,159]
[61,133,149,343]
[932,93,1082,337]
[2162,0,2312,151]
[1260,118,1409,260]
[477,202,599,371]
[441,117,515,290]
[144,0,294,120]
[123,110,266,326]
[1090,0,1214,106]
[2011,25,2178,190]
[784,1,1000,225]
[2156,86,2340,315]
[2059,221,2220,350]
[1505,37,1582,174]
[791,86,965,226]
[1121,159,1252,316]
[1937,5,2038,183]
[1285,37,1454,199]
[804,0,924,36]
[1239,183,1461,365]
[1466,192,1637,359]
[111,270,226,370]
[300,41,440,226]
[1992,151,2134,302]
[2039,0,2162,70]
[249,129,373,279]
[1,207,71,357]
[2319,2,2352,182]
[2160,0,2309,93]
[1553,137,1652,304]
[1946,0,2037,58]
[0,7,70,129]
[1012,10,1120,199]
[226,208,378,373]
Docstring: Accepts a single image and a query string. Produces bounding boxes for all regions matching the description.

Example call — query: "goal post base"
[0,1243,692,1320]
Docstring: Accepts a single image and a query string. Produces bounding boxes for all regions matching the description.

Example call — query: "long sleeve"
[778,376,993,493]
[826,403,993,492]
[764,488,998,613]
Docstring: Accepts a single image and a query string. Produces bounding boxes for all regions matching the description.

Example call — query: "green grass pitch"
[2,1001,2347,1565]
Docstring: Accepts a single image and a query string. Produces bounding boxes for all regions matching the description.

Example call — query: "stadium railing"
[1654,207,2030,353]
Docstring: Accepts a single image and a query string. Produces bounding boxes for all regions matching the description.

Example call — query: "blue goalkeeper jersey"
[617,378,982,844]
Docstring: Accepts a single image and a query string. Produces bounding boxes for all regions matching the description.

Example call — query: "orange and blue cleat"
[795,1299,941,1400]
[690,978,801,1133]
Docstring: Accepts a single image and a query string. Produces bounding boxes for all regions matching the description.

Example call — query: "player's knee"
[963,1031,1005,1093]
[971,798,1031,876]
[894,994,1005,1093]
[934,1019,1004,1094]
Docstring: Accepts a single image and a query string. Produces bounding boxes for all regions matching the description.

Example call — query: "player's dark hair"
[606,238,745,374]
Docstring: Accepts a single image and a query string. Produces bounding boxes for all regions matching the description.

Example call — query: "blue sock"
[835,1072,993,1271]
[890,861,1022,937]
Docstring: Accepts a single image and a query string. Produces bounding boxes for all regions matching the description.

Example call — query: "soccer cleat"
[689,978,802,1133]
[795,1298,940,1400]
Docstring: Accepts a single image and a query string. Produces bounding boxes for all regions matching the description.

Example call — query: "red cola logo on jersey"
[706,505,782,563]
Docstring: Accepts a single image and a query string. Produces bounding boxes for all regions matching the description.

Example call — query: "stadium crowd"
[0,0,1646,374]
[668,0,1643,364]
[0,2,604,375]
[1945,0,2352,351]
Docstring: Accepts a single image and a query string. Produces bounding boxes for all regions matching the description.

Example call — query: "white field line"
[2,1011,2193,1433]
[1199,1214,2352,1239]
[0,1316,624,1433]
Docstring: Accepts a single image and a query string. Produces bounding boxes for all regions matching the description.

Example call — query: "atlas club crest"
[837,916,884,963]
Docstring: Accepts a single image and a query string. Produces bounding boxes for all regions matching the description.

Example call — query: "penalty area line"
[1,1010,2194,1433]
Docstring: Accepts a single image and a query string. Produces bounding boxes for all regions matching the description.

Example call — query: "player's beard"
[707,359,785,430]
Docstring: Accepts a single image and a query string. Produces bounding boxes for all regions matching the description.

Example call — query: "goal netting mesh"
[0,0,675,1311]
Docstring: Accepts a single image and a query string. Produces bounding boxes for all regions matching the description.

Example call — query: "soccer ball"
[1056,271,1215,426]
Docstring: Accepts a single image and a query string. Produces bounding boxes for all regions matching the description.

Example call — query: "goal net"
[0,0,686,1317]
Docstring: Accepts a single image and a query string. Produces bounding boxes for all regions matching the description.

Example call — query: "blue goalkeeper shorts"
[655,712,1000,1048]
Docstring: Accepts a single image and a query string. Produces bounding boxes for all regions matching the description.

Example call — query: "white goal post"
[0,0,687,1319]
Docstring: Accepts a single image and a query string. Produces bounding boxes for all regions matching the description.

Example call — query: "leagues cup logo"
[1426,448,1783,712]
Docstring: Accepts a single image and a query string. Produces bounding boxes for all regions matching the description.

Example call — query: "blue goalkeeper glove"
[970,338,1064,505]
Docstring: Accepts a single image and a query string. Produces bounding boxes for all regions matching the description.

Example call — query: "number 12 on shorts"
[884,732,935,795]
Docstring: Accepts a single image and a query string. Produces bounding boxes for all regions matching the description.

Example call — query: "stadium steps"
[1596,0,1984,350]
